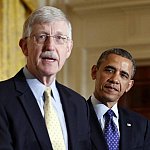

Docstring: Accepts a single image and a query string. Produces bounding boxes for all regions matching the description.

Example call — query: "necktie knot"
[44,87,51,100]
[105,109,115,120]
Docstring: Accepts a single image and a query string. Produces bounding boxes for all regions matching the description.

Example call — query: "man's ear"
[66,40,73,59]
[125,80,134,92]
[91,65,97,80]
[19,39,28,56]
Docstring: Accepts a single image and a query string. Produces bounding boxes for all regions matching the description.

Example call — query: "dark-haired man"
[88,48,150,150]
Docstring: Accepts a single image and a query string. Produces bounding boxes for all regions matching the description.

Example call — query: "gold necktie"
[44,87,66,150]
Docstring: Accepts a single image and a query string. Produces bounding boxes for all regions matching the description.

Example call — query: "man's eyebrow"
[55,31,66,35]
[121,70,129,77]
[104,65,116,70]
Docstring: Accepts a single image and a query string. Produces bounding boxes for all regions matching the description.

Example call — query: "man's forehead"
[101,54,133,70]
[105,54,131,63]
[31,21,68,34]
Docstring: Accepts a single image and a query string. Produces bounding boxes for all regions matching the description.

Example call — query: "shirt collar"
[91,94,119,120]
[23,67,56,100]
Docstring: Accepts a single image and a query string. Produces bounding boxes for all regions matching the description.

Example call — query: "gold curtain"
[0,0,38,80]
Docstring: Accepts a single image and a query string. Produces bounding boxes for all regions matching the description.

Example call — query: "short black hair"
[96,48,136,79]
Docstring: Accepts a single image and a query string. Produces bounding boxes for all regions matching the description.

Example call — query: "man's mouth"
[42,56,56,61]
[105,85,119,92]
[41,51,58,61]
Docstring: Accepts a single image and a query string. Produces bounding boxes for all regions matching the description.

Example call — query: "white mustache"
[41,51,58,60]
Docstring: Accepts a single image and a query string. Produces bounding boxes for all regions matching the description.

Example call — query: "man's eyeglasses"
[26,33,69,45]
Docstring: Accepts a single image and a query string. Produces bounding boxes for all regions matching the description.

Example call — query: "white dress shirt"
[23,67,68,149]
[91,94,120,136]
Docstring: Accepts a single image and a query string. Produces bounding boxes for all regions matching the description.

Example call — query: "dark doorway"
[119,66,150,119]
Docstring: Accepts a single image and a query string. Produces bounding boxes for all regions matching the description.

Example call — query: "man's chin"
[100,95,118,103]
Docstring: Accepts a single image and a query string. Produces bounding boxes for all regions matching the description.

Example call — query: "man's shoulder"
[56,81,86,100]
[119,106,150,123]
[0,68,24,83]
[0,68,27,97]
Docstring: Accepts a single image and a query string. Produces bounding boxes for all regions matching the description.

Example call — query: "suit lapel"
[14,70,52,150]
[87,98,108,150]
[87,97,134,150]
[119,108,133,150]
[56,83,78,150]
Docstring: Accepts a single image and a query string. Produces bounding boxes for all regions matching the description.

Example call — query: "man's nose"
[108,74,119,84]
[45,36,55,49]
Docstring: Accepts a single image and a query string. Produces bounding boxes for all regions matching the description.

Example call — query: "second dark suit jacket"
[0,69,91,150]
[87,97,150,150]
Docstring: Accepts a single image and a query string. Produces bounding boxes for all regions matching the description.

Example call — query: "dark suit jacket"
[87,98,150,150]
[0,69,91,150]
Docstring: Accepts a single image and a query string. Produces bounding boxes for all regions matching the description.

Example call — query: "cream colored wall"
[1,0,150,99]
[56,1,150,98]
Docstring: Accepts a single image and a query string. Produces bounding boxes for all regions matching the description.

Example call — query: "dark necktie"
[104,109,119,150]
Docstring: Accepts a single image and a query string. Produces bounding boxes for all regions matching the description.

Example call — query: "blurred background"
[0,0,150,119]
